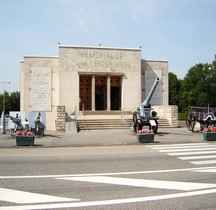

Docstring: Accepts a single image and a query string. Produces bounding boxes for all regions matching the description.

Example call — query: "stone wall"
[20,56,59,130]
[56,106,66,132]
[153,105,178,127]
[141,60,169,106]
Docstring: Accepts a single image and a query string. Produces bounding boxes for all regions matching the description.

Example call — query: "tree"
[0,91,20,115]
[180,62,216,111]
[168,72,181,108]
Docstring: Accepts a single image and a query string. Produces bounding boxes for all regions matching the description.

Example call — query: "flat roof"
[143,59,168,62]
[59,45,141,51]
[23,56,59,58]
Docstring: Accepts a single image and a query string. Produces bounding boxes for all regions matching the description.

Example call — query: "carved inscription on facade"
[76,50,131,72]
[31,67,51,111]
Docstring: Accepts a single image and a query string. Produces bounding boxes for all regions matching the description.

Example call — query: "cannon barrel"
[6,114,24,130]
[142,77,160,107]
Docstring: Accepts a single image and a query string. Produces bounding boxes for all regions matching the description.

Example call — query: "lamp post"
[0,81,10,134]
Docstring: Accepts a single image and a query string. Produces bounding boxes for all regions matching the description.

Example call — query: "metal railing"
[121,109,132,128]
[75,104,89,132]
[74,105,80,132]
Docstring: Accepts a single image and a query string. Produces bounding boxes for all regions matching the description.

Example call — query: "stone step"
[77,118,171,131]
[78,110,133,116]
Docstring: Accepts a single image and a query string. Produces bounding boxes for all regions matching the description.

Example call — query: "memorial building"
[20,45,176,131]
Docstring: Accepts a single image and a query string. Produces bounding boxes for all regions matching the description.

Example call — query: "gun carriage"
[186,106,216,131]
[32,113,45,137]
[6,114,25,137]
[132,77,160,134]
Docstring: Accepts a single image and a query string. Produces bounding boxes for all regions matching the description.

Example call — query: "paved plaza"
[0,122,207,148]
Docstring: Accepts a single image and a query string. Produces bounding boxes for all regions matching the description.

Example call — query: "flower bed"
[16,130,35,136]
[203,127,216,141]
[137,129,154,143]
[15,130,35,146]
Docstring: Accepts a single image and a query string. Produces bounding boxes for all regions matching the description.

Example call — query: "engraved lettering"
[78,51,123,60]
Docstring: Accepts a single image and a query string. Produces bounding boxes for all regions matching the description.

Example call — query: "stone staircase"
[76,111,172,131]
[77,119,132,130]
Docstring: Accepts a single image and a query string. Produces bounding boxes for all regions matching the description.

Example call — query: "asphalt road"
[1,140,216,210]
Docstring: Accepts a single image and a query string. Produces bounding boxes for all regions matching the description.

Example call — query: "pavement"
[0,121,208,148]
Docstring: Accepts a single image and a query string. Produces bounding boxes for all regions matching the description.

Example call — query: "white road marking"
[148,143,209,149]
[148,143,216,166]
[195,168,216,173]
[0,188,78,204]
[159,147,216,153]
[179,155,216,160]
[167,150,216,156]
[191,160,216,165]
[57,176,216,191]
[1,188,216,209]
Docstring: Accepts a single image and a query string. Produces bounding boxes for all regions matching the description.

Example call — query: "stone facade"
[20,45,172,131]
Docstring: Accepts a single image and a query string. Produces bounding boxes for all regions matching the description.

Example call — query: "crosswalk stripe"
[0,188,79,204]
[148,143,216,167]
[195,168,216,173]
[191,160,216,165]
[148,143,209,149]
[151,145,215,150]
[57,176,216,191]
[167,151,216,156]
[159,147,216,153]
[179,155,216,160]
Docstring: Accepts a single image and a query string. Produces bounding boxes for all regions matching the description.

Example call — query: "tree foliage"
[168,72,181,106]
[0,91,20,115]
[170,61,216,112]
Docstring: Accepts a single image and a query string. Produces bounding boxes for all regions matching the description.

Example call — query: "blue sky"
[0,0,215,93]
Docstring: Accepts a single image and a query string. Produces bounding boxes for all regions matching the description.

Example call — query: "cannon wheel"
[132,113,142,133]
[186,111,196,131]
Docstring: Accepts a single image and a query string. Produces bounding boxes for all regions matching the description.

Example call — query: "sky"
[0,0,215,93]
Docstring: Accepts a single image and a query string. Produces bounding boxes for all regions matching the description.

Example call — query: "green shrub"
[178,112,186,121]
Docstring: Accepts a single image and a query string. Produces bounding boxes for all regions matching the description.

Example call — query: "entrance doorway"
[111,86,120,110]
[79,75,121,111]
[110,76,121,110]
[79,76,91,111]
[95,76,106,110]
[95,86,105,110]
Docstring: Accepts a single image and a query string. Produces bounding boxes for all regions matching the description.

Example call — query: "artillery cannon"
[6,114,25,137]
[186,106,216,131]
[132,77,160,133]
[32,112,45,137]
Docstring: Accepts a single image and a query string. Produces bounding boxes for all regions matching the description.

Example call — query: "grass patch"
[178,112,186,121]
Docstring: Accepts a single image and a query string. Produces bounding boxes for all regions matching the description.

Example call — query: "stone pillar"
[107,76,111,111]
[56,106,65,132]
[120,76,123,110]
[91,75,95,111]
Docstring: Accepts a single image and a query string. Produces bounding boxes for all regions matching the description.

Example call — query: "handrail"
[82,103,85,116]
[121,109,131,128]
[76,104,89,132]
[74,105,80,132]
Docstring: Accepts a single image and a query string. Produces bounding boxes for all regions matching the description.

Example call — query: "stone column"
[56,106,65,132]
[120,76,123,110]
[107,75,111,111]
[91,75,95,111]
